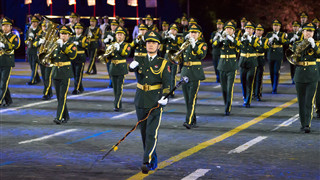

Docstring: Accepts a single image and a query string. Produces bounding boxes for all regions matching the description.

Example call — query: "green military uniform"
[159,21,169,58]
[253,24,269,101]
[85,16,101,74]
[70,23,88,94]
[118,18,130,42]
[129,31,170,173]
[239,21,263,107]
[312,19,320,118]
[210,19,224,83]
[0,17,20,106]
[287,21,303,83]
[103,20,119,88]
[34,23,53,100]
[108,26,131,111]
[294,23,320,133]
[265,19,288,94]
[145,15,159,32]
[164,23,183,97]
[131,24,148,60]
[213,21,239,115]
[181,24,207,128]
[52,26,77,124]
[26,16,41,85]
[66,12,79,35]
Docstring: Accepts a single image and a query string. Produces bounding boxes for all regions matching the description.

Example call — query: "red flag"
[88,0,96,6]
[107,0,115,6]
[128,0,138,6]
[25,0,32,5]
[145,0,157,8]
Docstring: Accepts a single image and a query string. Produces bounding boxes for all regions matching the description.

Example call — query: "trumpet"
[285,39,310,65]
[37,17,59,67]
[97,43,116,64]
[0,31,14,55]
[167,39,190,65]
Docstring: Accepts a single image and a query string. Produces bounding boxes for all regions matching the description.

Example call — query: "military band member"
[266,19,288,94]
[128,31,170,174]
[25,16,41,85]
[213,21,239,115]
[239,21,262,108]
[70,22,88,94]
[287,21,302,84]
[312,18,320,41]
[85,16,102,75]
[131,24,148,60]
[145,14,158,32]
[52,26,77,124]
[103,19,118,88]
[108,26,131,111]
[300,12,308,28]
[66,12,79,34]
[34,22,53,100]
[0,17,20,107]
[181,24,207,129]
[180,16,189,38]
[293,23,319,133]
[164,23,183,97]
[159,21,169,57]
[210,19,224,83]
[253,24,269,101]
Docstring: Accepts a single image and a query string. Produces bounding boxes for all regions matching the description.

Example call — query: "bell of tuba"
[0,31,15,55]
[97,43,116,64]
[37,17,60,67]
[167,39,190,65]
[285,39,310,65]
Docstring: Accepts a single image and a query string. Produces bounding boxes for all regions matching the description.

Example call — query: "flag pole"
[136,0,139,25]
[113,0,116,17]
[74,4,76,13]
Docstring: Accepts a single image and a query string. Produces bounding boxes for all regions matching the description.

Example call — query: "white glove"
[247,35,252,43]
[293,34,299,40]
[158,96,168,106]
[289,37,296,43]
[73,41,79,46]
[226,35,234,42]
[308,37,315,48]
[135,38,140,43]
[169,33,175,40]
[107,35,114,42]
[243,32,249,36]
[141,35,145,42]
[0,42,4,48]
[88,31,93,37]
[189,37,196,48]
[185,34,190,40]
[268,37,274,44]
[28,33,34,38]
[114,42,120,51]
[273,34,279,41]
[39,38,45,45]
[104,38,109,43]
[56,39,64,48]
[129,60,139,69]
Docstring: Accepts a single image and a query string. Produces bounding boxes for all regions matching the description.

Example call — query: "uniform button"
[304,68,306,70]
[227,50,229,52]
[226,60,228,62]
[187,67,190,69]
[147,69,149,71]
[273,50,275,52]
[146,76,148,78]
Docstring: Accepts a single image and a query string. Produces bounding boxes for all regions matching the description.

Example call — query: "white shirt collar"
[147,54,157,61]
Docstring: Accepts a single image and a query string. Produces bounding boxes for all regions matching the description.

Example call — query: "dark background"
[1,0,320,57]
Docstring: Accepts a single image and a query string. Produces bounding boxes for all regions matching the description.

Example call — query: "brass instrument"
[285,39,311,65]
[221,31,227,39]
[37,17,60,67]
[167,39,191,65]
[137,34,143,41]
[0,31,15,55]
[25,27,34,49]
[97,43,116,64]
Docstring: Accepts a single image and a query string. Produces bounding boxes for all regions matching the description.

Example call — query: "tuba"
[167,39,190,65]
[285,39,311,65]
[37,17,60,67]
[97,43,116,64]
[0,31,15,55]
